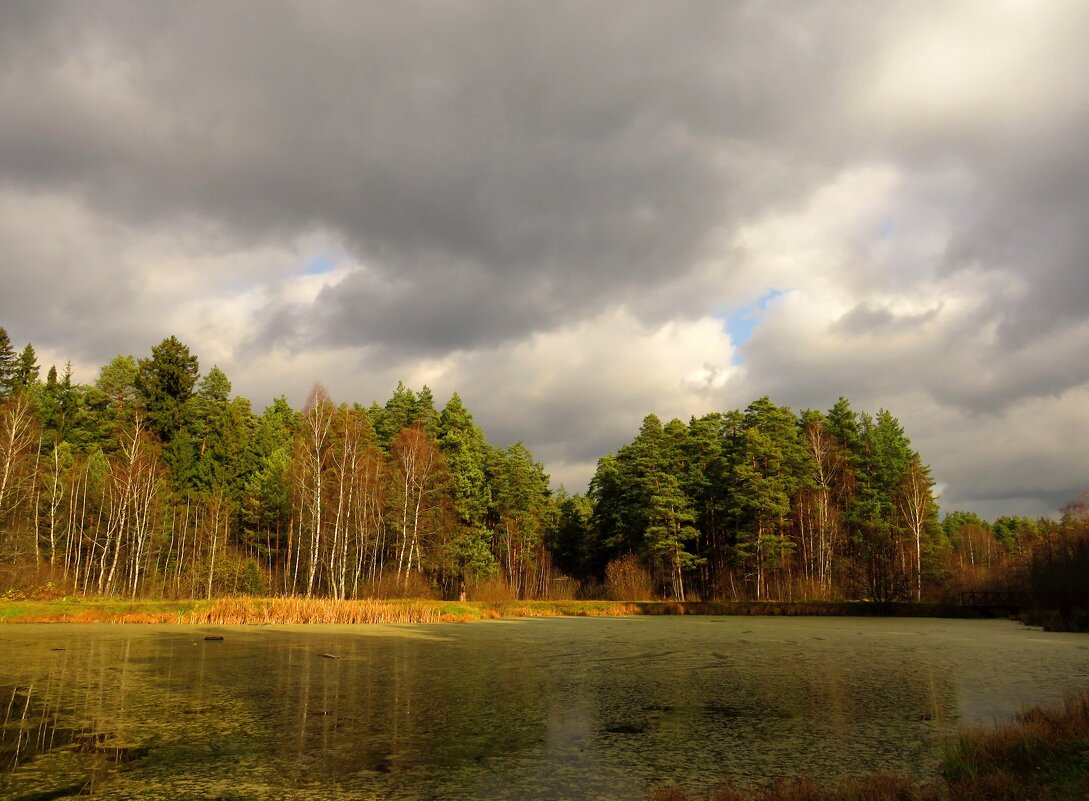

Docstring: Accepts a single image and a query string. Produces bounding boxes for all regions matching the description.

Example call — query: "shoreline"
[0,596,1004,625]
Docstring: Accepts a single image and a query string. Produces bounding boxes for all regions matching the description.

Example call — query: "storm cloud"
[2,1,1088,518]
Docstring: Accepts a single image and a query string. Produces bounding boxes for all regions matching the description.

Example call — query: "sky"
[1,1,1088,520]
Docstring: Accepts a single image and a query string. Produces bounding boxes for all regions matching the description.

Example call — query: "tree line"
[0,329,553,600]
[552,402,1087,604]
[551,398,938,602]
[0,325,1084,603]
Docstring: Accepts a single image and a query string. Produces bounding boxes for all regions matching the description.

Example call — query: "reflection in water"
[0,618,1087,800]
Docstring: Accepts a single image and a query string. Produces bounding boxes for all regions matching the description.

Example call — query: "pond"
[2,617,1087,800]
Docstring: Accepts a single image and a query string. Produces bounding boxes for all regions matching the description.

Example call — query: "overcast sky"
[2,1,1088,519]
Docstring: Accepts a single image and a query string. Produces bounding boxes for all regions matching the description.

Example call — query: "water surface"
[2,617,1087,800]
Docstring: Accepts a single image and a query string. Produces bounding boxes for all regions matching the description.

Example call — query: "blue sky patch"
[303,255,336,276]
[721,289,784,363]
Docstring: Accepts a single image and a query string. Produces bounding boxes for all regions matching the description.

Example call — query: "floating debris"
[203,636,224,641]
[602,722,644,735]
[320,653,342,660]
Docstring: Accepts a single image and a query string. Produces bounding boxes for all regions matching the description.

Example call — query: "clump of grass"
[940,691,1089,794]
[188,596,449,624]
[0,596,648,624]
[604,554,656,601]
[469,576,520,603]
[650,774,920,801]
[0,596,1003,625]
[0,598,201,623]
[649,691,1089,801]
[574,602,640,616]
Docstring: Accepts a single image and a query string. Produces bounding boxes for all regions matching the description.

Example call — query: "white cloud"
[862,0,1089,136]
[372,307,740,481]
[2,2,1088,520]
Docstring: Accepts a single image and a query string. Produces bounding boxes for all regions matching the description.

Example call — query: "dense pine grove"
[0,326,1084,603]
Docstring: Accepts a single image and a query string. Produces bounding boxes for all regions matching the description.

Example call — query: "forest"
[0,326,1085,605]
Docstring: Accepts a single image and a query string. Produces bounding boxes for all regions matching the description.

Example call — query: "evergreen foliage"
[0,327,16,398]
[0,323,1076,605]
[587,396,944,601]
[12,343,39,390]
[135,336,200,444]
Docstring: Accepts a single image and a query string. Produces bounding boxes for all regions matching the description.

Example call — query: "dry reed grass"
[649,774,921,801]
[188,596,447,624]
[584,602,640,616]
[469,576,520,603]
[7,609,183,624]
[604,554,655,601]
[647,690,1089,801]
[0,596,996,625]
[940,691,1089,786]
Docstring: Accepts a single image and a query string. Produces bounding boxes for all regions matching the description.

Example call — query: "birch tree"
[0,392,39,561]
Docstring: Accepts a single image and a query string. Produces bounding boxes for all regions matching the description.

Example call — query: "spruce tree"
[415,385,440,439]
[12,343,39,390]
[135,336,199,443]
[438,393,494,588]
[95,355,138,423]
[377,381,417,447]
[0,327,16,398]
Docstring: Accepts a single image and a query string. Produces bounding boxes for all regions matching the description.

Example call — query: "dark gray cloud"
[833,304,940,336]
[0,0,884,355]
[1,1,1088,517]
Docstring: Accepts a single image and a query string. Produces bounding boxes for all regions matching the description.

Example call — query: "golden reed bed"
[0,596,643,624]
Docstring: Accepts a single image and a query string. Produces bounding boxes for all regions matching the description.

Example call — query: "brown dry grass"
[650,774,921,801]
[1,597,649,624]
[469,576,520,603]
[648,691,1089,801]
[12,609,183,624]
[585,602,641,616]
[940,691,1089,792]
[189,596,447,624]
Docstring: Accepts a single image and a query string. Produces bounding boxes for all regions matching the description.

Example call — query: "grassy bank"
[651,691,1089,801]
[1017,606,1089,633]
[0,597,208,624]
[0,597,995,624]
[0,596,637,624]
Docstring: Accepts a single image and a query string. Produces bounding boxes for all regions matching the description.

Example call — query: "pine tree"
[597,414,703,598]
[729,398,805,599]
[552,489,594,577]
[852,410,915,602]
[241,396,299,568]
[644,470,700,601]
[135,336,199,444]
[12,344,39,390]
[588,453,626,572]
[0,327,16,398]
[95,355,138,420]
[438,393,494,590]
[43,363,83,449]
[254,396,299,458]
[415,385,440,439]
[489,443,553,598]
[197,365,232,403]
[439,393,488,526]
[377,381,417,448]
[682,413,728,595]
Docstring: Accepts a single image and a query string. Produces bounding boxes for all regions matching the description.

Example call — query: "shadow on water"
[1,684,148,799]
